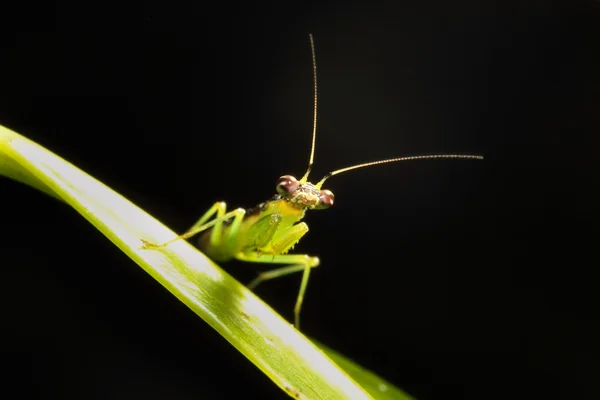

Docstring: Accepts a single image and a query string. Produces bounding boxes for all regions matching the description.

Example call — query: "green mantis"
[141,34,483,329]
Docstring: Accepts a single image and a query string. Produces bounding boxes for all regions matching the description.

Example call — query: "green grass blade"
[1,124,412,399]
[313,341,415,400]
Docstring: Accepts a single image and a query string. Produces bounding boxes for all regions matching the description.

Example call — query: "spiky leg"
[236,252,320,329]
[141,202,245,249]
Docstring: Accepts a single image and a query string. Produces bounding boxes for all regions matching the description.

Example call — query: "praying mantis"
[141,34,483,329]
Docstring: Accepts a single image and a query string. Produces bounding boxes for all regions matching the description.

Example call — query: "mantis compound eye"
[316,189,334,209]
[276,175,299,196]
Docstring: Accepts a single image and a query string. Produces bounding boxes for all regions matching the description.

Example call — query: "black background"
[2,1,600,399]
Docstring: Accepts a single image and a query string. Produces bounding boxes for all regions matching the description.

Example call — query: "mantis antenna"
[315,154,484,189]
[300,33,318,183]
[296,33,484,189]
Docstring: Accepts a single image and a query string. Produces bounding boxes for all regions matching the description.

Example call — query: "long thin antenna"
[300,33,318,183]
[315,154,484,188]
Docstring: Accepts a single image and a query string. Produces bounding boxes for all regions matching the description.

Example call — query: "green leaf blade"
[1,124,413,399]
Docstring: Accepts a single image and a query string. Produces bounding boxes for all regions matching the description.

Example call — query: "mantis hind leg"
[236,252,320,330]
[141,202,245,249]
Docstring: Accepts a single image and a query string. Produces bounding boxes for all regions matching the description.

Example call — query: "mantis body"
[142,35,483,329]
